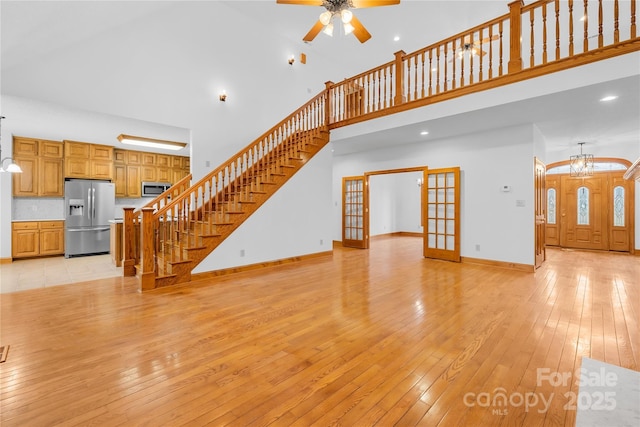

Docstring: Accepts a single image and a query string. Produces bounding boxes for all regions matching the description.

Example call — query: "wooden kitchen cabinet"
[39,221,65,256]
[156,167,171,183]
[13,137,64,197]
[141,152,156,166]
[141,166,156,182]
[114,164,127,197]
[12,222,40,258]
[126,165,142,197]
[12,221,64,258]
[64,140,113,180]
[114,149,126,164]
[156,154,170,168]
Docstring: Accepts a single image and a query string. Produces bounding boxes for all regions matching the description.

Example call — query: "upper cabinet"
[112,147,189,198]
[12,136,189,199]
[64,140,113,180]
[12,136,64,197]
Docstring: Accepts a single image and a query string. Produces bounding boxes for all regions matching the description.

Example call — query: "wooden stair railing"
[124,0,639,290]
[328,0,638,129]
[132,91,329,290]
[122,173,192,276]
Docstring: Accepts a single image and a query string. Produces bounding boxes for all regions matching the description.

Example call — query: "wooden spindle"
[555,0,561,60]
[598,0,603,48]
[584,0,589,52]
[569,0,575,56]
[530,9,535,67]
[614,0,620,42]
[542,3,548,64]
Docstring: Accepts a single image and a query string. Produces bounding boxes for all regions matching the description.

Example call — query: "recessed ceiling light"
[420,131,429,136]
[600,95,618,102]
[394,35,400,42]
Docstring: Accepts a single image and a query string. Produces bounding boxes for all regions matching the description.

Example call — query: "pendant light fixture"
[570,142,594,177]
[0,116,23,173]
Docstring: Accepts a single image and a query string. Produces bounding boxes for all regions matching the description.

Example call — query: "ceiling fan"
[276,0,400,44]
[450,34,499,61]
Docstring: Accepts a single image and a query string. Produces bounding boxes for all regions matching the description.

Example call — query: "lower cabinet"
[12,221,65,259]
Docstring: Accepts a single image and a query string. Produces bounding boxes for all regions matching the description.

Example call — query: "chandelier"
[569,142,594,177]
[319,0,355,37]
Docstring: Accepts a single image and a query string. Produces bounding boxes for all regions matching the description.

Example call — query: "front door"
[560,174,608,250]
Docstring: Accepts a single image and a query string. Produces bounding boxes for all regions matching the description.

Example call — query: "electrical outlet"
[320,239,323,245]
[475,244,480,251]
[240,249,245,257]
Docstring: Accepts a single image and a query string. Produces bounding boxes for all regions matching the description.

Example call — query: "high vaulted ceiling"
[1,1,638,160]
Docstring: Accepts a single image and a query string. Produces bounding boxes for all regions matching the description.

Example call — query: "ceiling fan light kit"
[277,0,399,44]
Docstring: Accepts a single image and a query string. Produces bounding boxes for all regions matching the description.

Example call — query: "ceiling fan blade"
[303,20,325,42]
[478,34,500,44]
[351,14,372,43]
[351,0,400,8]
[276,0,323,5]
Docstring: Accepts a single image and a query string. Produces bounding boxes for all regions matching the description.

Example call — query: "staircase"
[124,92,329,290]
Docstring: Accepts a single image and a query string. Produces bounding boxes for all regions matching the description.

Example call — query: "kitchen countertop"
[109,219,124,224]
[12,219,65,222]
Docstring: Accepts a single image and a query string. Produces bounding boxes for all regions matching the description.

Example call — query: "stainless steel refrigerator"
[64,179,115,258]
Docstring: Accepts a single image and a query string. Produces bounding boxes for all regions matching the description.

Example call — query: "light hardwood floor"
[0,237,638,426]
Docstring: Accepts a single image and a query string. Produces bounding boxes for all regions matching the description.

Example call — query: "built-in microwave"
[142,182,171,197]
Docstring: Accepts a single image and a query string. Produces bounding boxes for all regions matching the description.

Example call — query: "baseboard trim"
[371,232,423,239]
[190,250,333,281]
[0,258,12,264]
[461,256,535,273]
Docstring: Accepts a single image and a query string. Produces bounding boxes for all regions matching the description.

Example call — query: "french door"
[423,167,460,262]
[342,176,368,249]
[534,158,546,268]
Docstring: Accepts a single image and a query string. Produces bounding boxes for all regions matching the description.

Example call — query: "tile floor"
[0,254,122,294]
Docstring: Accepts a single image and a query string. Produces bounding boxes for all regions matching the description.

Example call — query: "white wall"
[192,144,333,273]
[333,124,536,266]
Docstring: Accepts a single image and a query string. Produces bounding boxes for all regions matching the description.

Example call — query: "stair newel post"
[393,50,406,106]
[122,207,136,277]
[139,207,156,291]
[324,81,333,125]
[508,0,525,73]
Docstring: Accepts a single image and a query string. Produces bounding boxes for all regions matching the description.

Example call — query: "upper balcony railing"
[327,0,638,128]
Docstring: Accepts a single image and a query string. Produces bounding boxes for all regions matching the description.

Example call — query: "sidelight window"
[613,186,625,227]
[547,188,556,224]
